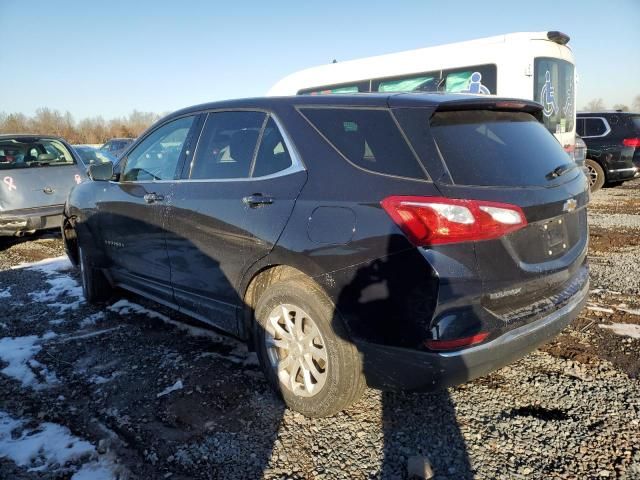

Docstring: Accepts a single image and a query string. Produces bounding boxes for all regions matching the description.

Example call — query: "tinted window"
[122,116,194,182]
[252,117,293,177]
[576,118,585,137]
[629,116,640,132]
[585,118,607,137]
[533,58,575,134]
[300,108,427,179]
[0,139,74,170]
[189,111,266,180]
[430,110,575,187]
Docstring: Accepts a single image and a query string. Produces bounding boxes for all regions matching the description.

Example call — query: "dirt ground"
[0,179,639,479]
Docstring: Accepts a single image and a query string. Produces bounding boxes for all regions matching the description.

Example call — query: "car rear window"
[630,115,640,132]
[430,110,576,187]
[299,108,427,180]
[0,139,75,170]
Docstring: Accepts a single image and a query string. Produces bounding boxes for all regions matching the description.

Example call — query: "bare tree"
[583,98,606,112]
[612,104,630,112]
[0,108,160,144]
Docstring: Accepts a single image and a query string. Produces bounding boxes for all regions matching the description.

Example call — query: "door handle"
[143,192,164,204]
[242,194,274,208]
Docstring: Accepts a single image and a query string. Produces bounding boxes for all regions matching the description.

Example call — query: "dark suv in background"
[99,137,134,158]
[64,94,589,416]
[576,111,640,191]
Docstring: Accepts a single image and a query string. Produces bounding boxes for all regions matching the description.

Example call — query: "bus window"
[373,74,439,92]
[534,58,575,134]
[299,81,369,95]
[443,64,497,95]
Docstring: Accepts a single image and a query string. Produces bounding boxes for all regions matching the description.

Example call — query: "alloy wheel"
[264,303,328,397]
[586,164,598,187]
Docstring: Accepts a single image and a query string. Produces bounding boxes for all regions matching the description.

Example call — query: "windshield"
[533,57,575,135]
[76,147,115,165]
[430,110,576,187]
[0,139,75,170]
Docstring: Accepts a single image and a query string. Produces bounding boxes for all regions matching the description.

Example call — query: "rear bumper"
[355,276,589,391]
[0,205,63,236]
[607,166,639,182]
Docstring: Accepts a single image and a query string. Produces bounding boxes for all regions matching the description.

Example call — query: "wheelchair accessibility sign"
[540,70,559,117]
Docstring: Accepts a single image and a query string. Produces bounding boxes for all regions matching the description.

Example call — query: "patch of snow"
[30,274,84,312]
[599,323,640,339]
[0,411,94,471]
[80,312,106,328]
[89,372,121,385]
[157,379,183,398]
[71,459,118,480]
[15,255,73,274]
[0,332,58,389]
[0,287,11,298]
[58,326,124,343]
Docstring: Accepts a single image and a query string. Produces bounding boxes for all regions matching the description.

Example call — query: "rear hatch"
[0,138,84,214]
[394,98,590,334]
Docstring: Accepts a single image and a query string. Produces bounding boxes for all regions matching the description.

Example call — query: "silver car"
[0,135,90,236]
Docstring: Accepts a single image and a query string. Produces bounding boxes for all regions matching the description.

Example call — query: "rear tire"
[253,277,366,417]
[585,159,605,192]
[79,246,111,304]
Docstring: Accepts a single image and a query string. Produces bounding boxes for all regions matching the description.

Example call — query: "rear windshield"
[630,115,640,132]
[533,58,575,134]
[430,110,576,187]
[299,108,427,179]
[0,139,75,170]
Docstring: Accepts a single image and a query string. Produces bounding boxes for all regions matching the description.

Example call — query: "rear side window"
[189,111,266,180]
[430,110,575,187]
[299,108,427,180]
[0,139,75,170]
[583,118,608,137]
[252,117,293,177]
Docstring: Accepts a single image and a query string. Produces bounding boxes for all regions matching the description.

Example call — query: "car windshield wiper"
[546,163,576,180]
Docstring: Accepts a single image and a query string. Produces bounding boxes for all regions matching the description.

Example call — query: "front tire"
[585,159,605,192]
[253,278,366,417]
[79,246,111,304]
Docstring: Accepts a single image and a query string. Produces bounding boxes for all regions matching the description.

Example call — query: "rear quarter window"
[430,110,576,187]
[299,107,428,180]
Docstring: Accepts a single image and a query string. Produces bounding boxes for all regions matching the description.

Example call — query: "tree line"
[582,95,640,113]
[0,108,161,145]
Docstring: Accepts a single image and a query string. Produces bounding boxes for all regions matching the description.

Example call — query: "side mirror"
[88,161,114,181]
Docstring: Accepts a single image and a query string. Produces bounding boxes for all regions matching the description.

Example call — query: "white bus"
[268,31,577,151]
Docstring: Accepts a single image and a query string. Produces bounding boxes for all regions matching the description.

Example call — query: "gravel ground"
[0,180,639,480]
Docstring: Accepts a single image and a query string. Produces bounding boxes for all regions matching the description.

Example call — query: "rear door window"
[188,111,266,180]
[429,110,576,187]
[299,107,427,180]
[252,117,293,177]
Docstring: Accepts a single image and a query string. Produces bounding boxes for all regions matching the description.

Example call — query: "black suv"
[63,94,589,417]
[576,111,640,191]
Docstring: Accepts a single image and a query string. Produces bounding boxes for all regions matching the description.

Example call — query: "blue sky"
[1,0,638,119]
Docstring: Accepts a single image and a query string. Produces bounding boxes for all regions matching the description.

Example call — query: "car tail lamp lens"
[425,332,489,351]
[623,138,640,148]
[381,196,527,246]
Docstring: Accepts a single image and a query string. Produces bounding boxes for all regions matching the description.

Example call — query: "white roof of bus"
[267,31,572,96]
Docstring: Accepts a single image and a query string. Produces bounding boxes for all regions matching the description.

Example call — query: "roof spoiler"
[431,98,544,122]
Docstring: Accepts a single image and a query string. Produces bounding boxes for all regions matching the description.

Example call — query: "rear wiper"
[546,163,576,180]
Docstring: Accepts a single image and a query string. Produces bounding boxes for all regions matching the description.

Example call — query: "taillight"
[623,138,640,148]
[424,332,489,351]
[380,196,527,246]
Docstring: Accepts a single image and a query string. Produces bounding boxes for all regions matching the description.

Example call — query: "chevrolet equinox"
[63,93,590,417]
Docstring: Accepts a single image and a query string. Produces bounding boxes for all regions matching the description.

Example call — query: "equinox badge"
[563,198,577,213]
